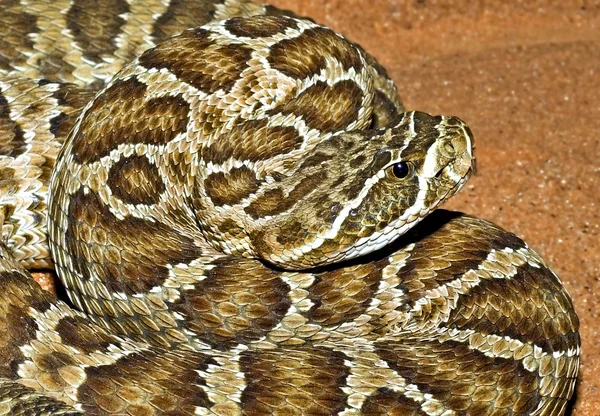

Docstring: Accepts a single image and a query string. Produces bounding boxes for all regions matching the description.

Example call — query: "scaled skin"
[243,111,475,269]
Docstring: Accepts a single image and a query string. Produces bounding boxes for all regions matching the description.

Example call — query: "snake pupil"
[392,162,410,179]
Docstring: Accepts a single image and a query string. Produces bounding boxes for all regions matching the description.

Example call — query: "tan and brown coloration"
[0,0,579,415]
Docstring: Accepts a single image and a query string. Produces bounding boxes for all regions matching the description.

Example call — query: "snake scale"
[0,0,580,414]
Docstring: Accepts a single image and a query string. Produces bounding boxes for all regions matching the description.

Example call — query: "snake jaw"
[334,113,476,262]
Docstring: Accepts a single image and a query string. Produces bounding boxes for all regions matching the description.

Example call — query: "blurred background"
[268,1,599,413]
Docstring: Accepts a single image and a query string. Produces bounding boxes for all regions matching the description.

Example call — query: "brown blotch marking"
[240,348,350,415]
[310,195,342,226]
[66,0,129,62]
[66,189,203,295]
[371,89,400,129]
[225,15,298,38]
[331,148,393,205]
[360,388,428,416]
[49,83,95,142]
[72,78,190,164]
[201,119,303,165]
[107,155,166,205]
[445,261,579,353]
[268,26,363,80]
[171,258,291,348]
[53,83,97,110]
[49,112,71,141]
[371,149,392,172]
[194,97,229,137]
[0,381,77,413]
[215,218,246,242]
[375,339,541,415]
[269,80,363,133]
[0,0,37,71]
[55,316,118,355]
[349,154,366,169]
[298,151,329,170]
[245,171,326,219]
[244,188,284,219]
[151,0,223,41]
[0,93,26,157]
[0,271,52,379]
[304,260,386,326]
[139,28,252,94]
[32,351,78,392]
[396,212,528,307]
[78,349,215,414]
[204,165,262,207]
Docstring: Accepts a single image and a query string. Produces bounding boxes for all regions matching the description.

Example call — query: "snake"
[0,0,580,415]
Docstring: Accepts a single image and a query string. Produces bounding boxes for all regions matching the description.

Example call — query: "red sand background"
[267,1,599,414]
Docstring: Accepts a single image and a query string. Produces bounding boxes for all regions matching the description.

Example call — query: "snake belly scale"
[0,0,579,415]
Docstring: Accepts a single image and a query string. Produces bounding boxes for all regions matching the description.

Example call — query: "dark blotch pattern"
[107,155,166,205]
[172,258,291,348]
[376,339,541,415]
[269,26,363,79]
[67,0,129,62]
[48,83,95,143]
[240,347,350,415]
[151,0,223,41]
[244,188,284,220]
[304,261,386,326]
[297,151,330,170]
[445,262,580,353]
[72,78,190,164]
[48,112,70,140]
[396,212,528,307]
[55,316,118,355]
[0,0,37,71]
[225,15,298,38]
[361,388,428,415]
[245,171,326,219]
[201,119,303,165]
[78,348,215,414]
[53,83,97,110]
[204,165,262,207]
[214,218,246,242]
[269,80,364,133]
[0,271,52,379]
[139,28,252,94]
[66,189,203,295]
[371,89,401,129]
[0,93,26,157]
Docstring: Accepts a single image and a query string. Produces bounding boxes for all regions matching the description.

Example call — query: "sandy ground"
[265,1,599,414]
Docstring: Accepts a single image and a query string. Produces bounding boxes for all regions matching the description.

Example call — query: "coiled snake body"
[0,0,580,415]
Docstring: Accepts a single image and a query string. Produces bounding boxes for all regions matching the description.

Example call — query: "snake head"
[240,111,475,269]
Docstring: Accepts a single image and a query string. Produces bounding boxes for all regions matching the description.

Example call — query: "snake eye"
[392,162,410,179]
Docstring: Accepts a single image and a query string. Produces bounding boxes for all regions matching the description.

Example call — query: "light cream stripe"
[334,340,455,416]
[404,246,541,331]
[20,303,150,410]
